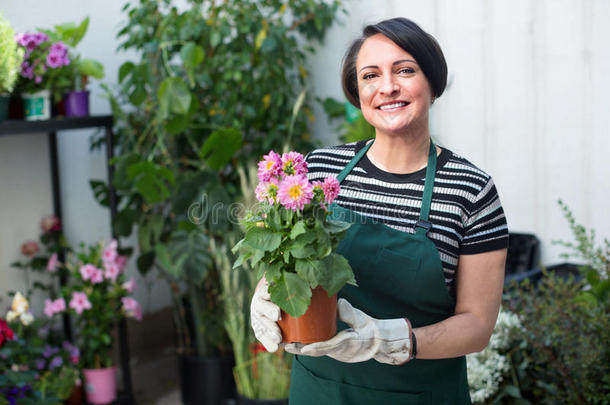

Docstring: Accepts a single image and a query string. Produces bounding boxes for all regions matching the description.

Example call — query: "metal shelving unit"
[0,115,134,405]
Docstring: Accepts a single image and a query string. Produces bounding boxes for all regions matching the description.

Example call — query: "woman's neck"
[367,130,434,174]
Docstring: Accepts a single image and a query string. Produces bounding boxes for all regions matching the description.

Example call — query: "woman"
[250,17,508,404]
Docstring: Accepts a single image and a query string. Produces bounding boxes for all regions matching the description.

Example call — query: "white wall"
[308,0,610,267]
[1,0,608,311]
[0,0,171,314]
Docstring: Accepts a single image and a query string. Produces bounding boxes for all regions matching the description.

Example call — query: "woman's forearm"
[413,311,494,359]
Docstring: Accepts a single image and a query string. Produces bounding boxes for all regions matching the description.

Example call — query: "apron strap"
[336,140,373,184]
[415,140,437,235]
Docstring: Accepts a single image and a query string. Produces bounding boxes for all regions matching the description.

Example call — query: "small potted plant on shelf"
[14,30,70,120]
[233,150,356,344]
[39,17,104,117]
[0,13,24,122]
[45,239,140,405]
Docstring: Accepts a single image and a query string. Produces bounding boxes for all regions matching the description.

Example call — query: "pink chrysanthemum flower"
[257,150,282,182]
[52,298,66,313]
[255,178,280,204]
[280,151,307,176]
[321,177,340,204]
[69,292,92,314]
[277,175,313,212]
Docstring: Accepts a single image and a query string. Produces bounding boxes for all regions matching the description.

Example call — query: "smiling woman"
[250,17,509,405]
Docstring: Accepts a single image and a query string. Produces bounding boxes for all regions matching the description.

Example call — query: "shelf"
[0,115,113,136]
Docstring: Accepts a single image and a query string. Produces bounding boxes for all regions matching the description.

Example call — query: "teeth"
[379,102,407,110]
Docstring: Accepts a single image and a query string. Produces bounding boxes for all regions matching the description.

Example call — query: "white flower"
[10,292,29,315]
[20,312,34,326]
[467,308,522,403]
[6,310,18,322]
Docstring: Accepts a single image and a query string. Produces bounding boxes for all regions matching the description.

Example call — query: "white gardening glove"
[285,298,413,365]
[250,277,282,352]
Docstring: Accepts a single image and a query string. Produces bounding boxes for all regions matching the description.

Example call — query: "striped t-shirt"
[305,140,509,296]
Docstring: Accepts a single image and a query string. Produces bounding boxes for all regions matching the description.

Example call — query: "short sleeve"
[460,177,509,255]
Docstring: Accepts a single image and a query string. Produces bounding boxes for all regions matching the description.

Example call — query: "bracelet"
[411,331,417,360]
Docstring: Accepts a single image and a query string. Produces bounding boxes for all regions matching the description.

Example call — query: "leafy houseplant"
[0,13,24,121]
[233,150,355,343]
[217,165,291,402]
[92,0,342,367]
[39,17,104,116]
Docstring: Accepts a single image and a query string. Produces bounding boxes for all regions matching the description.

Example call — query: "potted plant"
[233,150,356,343]
[14,30,70,120]
[40,17,104,117]
[44,240,140,405]
[0,13,24,122]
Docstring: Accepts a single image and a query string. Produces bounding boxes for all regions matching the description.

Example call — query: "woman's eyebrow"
[358,59,418,73]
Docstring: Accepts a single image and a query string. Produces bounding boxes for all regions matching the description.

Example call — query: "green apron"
[289,140,471,404]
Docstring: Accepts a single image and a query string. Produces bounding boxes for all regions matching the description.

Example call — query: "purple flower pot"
[64,91,90,117]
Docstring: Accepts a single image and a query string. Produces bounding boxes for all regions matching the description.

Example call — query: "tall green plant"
[93,0,342,357]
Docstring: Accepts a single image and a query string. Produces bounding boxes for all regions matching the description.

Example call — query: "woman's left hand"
[284,298,413,365]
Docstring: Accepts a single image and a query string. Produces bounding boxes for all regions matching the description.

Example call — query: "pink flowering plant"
[48,240,140,369]
[233,150,356,317]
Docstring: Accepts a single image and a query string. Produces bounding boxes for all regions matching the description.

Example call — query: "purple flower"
[34,32,48,44]
[49,42,68,56]
[49,355,63,370]
[35,76,42,84]
[42,345,59,358]
[35,358,46,370]
[20,62,34,79]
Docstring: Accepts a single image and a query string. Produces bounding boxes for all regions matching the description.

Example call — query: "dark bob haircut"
[341,17,448,108]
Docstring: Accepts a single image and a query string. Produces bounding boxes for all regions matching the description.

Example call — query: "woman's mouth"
[377,101,409,112]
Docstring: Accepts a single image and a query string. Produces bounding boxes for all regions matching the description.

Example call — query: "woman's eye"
[362,73,376,80]
[399,67,415,74]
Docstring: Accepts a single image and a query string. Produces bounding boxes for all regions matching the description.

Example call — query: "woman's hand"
[285,298,413,365]
[250,277,282,352]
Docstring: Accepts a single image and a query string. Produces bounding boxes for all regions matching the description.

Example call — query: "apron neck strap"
[335,139,437,234]
[336,140,373,184]
[415,140,437,235]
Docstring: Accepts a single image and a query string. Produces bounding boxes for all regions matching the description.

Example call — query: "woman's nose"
[379,75,399,96]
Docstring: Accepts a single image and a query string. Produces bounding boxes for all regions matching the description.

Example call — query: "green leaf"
[78,58,105,79]
[199,127,243,170]
[166,113,191,135]
[244,227,282,252]
[258,261,283,283]
[269,272,312,317]
[319,253,356,295]
[113,208,137,237]
[295,258,323,288]
[324,219,351,234]
[129,84,147,106]
[180,42,205,86]
[260,36,277,53]
[290,221,307,239]
[289,243,316,259]
[158,77,192,116]
[118,61,134,83]
[127,161,175,203]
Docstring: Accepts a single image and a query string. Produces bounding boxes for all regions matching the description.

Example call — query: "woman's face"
[356,34,433,136]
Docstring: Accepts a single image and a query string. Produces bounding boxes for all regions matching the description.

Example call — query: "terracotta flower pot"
[278,286,337,344]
